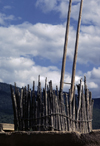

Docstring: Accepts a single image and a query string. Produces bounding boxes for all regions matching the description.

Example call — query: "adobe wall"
[0,130,100,146]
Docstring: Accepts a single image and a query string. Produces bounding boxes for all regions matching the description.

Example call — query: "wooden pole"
[10,85,18,131]
[60,0,72,93]
[70,0,84,102]
[72,86,76,131]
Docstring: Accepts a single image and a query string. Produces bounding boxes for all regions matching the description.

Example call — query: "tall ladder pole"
[60,0,72,94]
[70,0,84,102]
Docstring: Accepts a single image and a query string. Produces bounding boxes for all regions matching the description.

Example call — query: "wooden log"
[61,93,66,131]
[63,94,67,131]
[36,92,39,131]
[84,76,88,133]
[44,78,48,131]
[41,102,45,131]
[53,90,56,130]
[69,89,72,131]
[70,0,84,102]
[16,88,20,130]
[82,86,86,134]
[10,85,18,131]
[20,88,23,130]
[39,88,41,131]
[72,86,76,132]
[65,93,70,131]
[49,81,54,131]
[14,83,20,130]
[55,93,58,131]
[47,81,51,131]
[32,81,35,131]
[60,0,72,93]
[60,91,65,131]
[27,85,31,130]
[59,92,62,131]
[22,87,25,130]
[77,78,82,132]
[25,86,28,131]
[56,86,60,131]
[81,85,84,133]
[35,101,38,131]
[47,85,50,130]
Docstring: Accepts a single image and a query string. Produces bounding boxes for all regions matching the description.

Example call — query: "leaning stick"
[70,0,84,102]
[60,0,72,93]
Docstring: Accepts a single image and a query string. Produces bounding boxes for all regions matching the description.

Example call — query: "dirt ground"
[0,130,100,146]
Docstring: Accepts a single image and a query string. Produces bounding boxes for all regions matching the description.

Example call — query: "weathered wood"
[20,88,23,130]
[77,79,82,132]
[10,85,18,131]
[65,93,70,131]
[45,81,47,128]
[10,75,93,133]
[60,0,72,93]
[69,89,72,131]
[32,81,35,130]
[0,123,14,132]
[84,76,88,133]
[71,0,84,102]
[72,86,76,131]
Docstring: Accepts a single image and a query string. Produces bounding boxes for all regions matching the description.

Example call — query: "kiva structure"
[10,0,94,133]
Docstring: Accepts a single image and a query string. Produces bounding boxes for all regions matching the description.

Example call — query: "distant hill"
[92,98,100,129]
[0,82,100,129]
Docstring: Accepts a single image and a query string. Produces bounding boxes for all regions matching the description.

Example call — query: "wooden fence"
[10,75,94,133]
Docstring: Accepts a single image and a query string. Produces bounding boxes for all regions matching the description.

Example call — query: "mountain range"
[0,82,100,129]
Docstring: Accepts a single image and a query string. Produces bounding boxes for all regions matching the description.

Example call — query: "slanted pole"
[60,0,72,94]
[70,0,84,102]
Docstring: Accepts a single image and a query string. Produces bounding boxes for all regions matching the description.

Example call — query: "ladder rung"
[63,82,71,85]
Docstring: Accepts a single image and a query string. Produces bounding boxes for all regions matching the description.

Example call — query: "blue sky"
[0,0,100,98]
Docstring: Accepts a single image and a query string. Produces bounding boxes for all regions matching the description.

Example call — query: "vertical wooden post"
[72,86,76,131]
[32,81,35,131]
[89,91,93,132]
[20,88,23,130]
[84,76,88,133]
[70,0,84,102]
[10,85,18,131]
[35,101,38,131]
[45,78,48,130]
[77,79,82,132]
[60,0,72,93]
[69,89,72,131]
[56,86,61,131]
[81,85,84,133]
[65,93,69,131]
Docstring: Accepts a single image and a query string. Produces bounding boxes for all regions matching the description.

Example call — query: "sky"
[0,0,100,98]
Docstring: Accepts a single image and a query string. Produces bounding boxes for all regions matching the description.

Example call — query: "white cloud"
[0,21,100,65]
[0,14,100,98]
[88,82,98,89]
[82,0,100,26]
[0,13,15,25]
[35,0,100,26]
[0,22,66,62]
[83,67,100,98]
[0,56,62,89]
[3,5,12,9]
[36,0,57,13]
